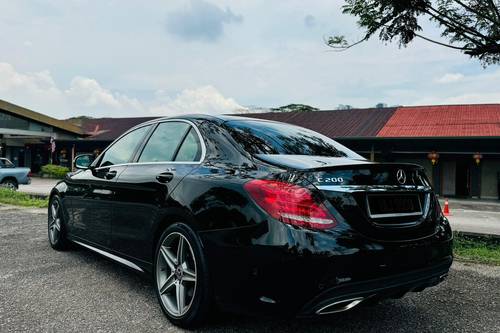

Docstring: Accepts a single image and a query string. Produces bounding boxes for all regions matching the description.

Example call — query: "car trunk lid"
[256,154,439,241]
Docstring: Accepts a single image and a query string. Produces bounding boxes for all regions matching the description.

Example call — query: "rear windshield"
[224,120,363,158]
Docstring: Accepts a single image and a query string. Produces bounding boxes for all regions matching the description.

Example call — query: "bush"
[41,164,70,179]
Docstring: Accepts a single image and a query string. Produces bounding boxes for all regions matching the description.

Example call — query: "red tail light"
[244,179,336,230]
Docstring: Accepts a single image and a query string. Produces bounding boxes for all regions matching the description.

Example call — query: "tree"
[337,104,355,109]
[271,104,319,112]
[328,0,500,66]
[375,102,388,108]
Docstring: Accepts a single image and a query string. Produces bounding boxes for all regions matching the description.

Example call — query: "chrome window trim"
[93,123,154,169]
[94,119,206,170]
[136,119,206,164]
[72,240,144,272]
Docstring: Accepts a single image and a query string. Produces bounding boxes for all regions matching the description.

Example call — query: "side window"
[138,122,190,162]
[99,125,151,167]
[175,128,202,162]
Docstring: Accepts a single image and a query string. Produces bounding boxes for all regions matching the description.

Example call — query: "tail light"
[244,179,336,230]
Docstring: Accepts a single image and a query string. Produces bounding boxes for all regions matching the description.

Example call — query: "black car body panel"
[50,115,453,318]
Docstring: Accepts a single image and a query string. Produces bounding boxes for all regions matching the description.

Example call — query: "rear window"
[224,120,362,158]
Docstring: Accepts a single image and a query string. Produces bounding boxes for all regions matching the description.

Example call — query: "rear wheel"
[1,178,18,190]
[48,196,69,250]
[154,223,211,328]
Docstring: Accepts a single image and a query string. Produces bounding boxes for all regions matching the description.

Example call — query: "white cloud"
[436,73,464,84]
[413,69,500,106]
[0,62,245,118]
[150,85,245,115]
[65,76,143,112]
[440,92,500,104]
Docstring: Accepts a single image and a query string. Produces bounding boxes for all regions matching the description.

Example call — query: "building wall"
[481,159,500,199]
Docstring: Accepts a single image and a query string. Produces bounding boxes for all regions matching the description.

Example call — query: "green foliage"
[329,0,500,66]
[0,188,48,208]
[41,164,70,179]
[337,104,354,110]
[454,232,500,265]
[271,104,320,112]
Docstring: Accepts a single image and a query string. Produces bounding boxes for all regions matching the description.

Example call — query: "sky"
[0,0,499,119]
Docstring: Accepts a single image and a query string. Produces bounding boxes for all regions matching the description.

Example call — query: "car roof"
[127,114,279,132]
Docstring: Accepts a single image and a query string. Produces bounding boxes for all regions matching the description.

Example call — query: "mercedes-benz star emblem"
[396,169,406,184]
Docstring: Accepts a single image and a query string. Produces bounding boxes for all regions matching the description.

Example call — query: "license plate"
[367,194,422,218]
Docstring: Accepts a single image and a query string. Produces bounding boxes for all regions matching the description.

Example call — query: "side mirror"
[74,154,95,170]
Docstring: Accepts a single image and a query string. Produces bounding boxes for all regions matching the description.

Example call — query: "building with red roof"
[1,99,499,199]
[250,104,500,199]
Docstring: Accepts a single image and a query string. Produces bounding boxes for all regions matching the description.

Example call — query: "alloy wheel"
[156,232,197,317]
[48,200,62,244]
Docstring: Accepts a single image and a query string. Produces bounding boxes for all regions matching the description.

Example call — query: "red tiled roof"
[71,104,500,142]
[378,104,500,137]
[242,107,397,137]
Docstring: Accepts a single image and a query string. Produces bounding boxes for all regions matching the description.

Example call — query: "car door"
[67,124,153,248]
[112,120,205,262]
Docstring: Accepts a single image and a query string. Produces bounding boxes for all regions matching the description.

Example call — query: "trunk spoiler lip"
[254,154,425,171]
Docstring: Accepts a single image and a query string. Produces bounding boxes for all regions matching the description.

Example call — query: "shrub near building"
[41,164,70,179]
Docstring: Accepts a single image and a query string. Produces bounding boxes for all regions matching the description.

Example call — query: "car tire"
[48,195,69,251]
[1,178,18,190]
[154,223,212,328]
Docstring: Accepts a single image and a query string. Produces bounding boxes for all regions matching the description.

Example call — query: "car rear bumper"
[297,256,452,317]
[201,218,453,317]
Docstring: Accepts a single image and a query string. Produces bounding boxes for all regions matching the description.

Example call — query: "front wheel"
[154,223,211,328]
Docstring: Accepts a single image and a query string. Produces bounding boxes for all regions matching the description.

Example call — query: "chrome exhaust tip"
[315,297,365,315]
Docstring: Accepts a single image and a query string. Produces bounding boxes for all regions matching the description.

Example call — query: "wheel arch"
[1,176,18,185]
[151,207,203,260]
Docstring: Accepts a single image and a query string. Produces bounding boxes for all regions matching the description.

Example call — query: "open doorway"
[455,159,471,197]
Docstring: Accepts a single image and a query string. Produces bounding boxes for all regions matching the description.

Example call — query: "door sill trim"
[72,240,144,272]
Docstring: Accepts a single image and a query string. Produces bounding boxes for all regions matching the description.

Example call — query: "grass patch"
[453,232,500,266]
[0,188,48,208]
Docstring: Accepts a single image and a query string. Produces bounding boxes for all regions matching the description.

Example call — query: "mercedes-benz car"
[48,115,453,327]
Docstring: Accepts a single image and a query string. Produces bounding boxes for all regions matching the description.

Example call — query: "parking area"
[439,198,500,236]
[18,177,59,197]
[0,205,499,332]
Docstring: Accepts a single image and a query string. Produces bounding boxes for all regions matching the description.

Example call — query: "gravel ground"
[0,204,499,333]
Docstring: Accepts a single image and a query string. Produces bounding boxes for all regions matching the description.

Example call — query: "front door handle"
[156,172,174,183]
[105,170,117,180]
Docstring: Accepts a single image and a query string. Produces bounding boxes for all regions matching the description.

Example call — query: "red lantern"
[473,152,483,166]
[427,151,440,166]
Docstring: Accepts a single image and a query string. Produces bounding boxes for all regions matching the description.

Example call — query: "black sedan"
[48,115,453,327]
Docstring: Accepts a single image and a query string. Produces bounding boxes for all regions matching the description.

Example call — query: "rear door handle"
[156,172,174,183]
[105,170,117,180]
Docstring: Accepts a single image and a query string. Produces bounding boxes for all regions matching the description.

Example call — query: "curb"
[17,191,49,200]
[454,230,500,241]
